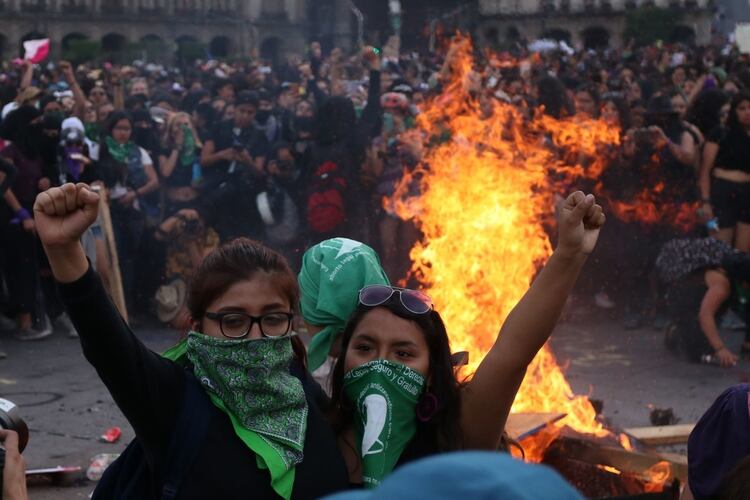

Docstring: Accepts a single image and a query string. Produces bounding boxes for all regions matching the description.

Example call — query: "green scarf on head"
[298,238,390,371]
[163,334,307,500]
[105,135,135,163]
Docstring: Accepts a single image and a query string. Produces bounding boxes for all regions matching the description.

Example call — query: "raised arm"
[59,61,87,119]
[19,60,33,91]
[34,183,183,446]
[460,191,605,449]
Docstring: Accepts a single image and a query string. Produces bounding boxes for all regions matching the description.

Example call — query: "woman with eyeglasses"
[326,191,605,488]
[32,183,349,499]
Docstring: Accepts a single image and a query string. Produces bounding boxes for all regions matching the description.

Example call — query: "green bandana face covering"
[185,332,308,470]
[344,359,426,487]
[105,135,135,163]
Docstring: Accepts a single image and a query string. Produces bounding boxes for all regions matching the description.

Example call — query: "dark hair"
[328,304,463,455]
[536,76,572,119]
[315,96,356,145]
[103,110,132,138]
[187,238,306,367]
[575,83,600,106]
[686,89,729,134]
[727,90,750,132]
[601,95,632,132]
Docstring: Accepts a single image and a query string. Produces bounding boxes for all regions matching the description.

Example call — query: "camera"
[183,219,201,235]
[0,398,28,492]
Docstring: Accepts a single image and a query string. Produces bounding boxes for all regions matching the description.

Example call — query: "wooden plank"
[623,424,695,446]
[92,185,128,323]
[506,412,566,441]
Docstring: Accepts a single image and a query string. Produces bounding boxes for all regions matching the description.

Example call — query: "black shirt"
[59,265,349,499]
[204,120,270,189]
[715,127,750,173]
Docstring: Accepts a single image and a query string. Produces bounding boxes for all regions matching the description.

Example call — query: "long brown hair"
[188,238,307,369]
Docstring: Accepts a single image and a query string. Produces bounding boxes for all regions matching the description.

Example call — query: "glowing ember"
[597,464,623,475]
[642,461,672,492]
[392,35,613,460]
[618,433,634,452]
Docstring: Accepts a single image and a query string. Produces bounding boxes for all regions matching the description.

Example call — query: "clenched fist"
[34,183,100,250]
[557,191,605,258]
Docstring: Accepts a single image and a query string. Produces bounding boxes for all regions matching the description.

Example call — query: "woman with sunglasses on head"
[327,191,605,488]
[32,183,349,499]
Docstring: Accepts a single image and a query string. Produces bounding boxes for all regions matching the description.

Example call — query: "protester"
[685,384,750,500]
[34,183,350,499]
[700,91,750,250]
[327,191,603,486]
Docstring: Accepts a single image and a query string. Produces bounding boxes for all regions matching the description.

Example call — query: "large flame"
[392,36,642,458]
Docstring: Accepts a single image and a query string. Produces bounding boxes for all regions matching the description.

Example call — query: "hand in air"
[557,191,605,258]
[33,183,100,249]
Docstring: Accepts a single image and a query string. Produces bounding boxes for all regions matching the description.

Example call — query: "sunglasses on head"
[358,284,433,315]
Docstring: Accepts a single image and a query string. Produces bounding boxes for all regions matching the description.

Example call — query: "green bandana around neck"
[181,332,308,500]
[344,359,426,488]
[298,238,389,371]
[179,125,197,167]
[105,135,135,163]
[84,122,100,142]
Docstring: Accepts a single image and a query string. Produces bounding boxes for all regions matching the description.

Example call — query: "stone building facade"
[476,0,714,48]
[0,0,354,62]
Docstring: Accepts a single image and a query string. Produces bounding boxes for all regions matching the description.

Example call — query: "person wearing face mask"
[159,112,203,218]
[286,99,315,161]
[0,105,54,339]
[33,184,349,499]
[325,192,604,488]
[254,89,283,144]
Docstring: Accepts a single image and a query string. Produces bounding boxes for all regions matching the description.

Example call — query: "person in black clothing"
[304,47,382,244]
[200,90,270,241]
[700,91,750,251]
[34,183,349,499]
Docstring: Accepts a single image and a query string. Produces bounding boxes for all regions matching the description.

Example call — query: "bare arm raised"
[461,191,605,448]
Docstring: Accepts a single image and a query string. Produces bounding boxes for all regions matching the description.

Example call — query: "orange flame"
[619,433,634,452]
[392,35,613,461]
[597,464,623,475]
[642,461,672,492]
[392,35,696,466]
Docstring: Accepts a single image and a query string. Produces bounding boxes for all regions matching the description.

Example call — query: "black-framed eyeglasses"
[358,284,433,315]
[204,311,294,339]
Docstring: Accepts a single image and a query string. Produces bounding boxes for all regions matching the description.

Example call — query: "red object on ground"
[100,426,122,443]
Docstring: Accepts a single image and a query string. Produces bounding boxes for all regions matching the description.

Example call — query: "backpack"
[307,160,348,234]
[92,374,212,500]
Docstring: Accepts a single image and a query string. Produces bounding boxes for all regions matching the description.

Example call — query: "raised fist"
[34,183,100,250]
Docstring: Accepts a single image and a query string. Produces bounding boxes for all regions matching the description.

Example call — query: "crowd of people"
[0,35,748,360]
[0,29,749,500]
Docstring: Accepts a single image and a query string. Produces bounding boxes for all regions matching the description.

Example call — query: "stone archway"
[140,34,169,62]
[0,33,7,62]
[670,25,696,45]
[541,28,572,44]
[101,32,127,52]
[176,35,204,64]
[209,35,233,58]
[260,36,282,66]
[581,26,610,50]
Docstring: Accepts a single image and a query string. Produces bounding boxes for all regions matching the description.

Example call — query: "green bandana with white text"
[344,359,426,488]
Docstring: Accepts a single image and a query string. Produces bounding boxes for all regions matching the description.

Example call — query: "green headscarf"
[298,238,390,371]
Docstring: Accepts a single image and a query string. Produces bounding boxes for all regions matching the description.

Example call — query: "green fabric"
[84,122,100,142]
[298,238,389,371]
[344,360,425,488]
[163,333,307,500]
[105,135,135,163]
[179,124,197,167]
